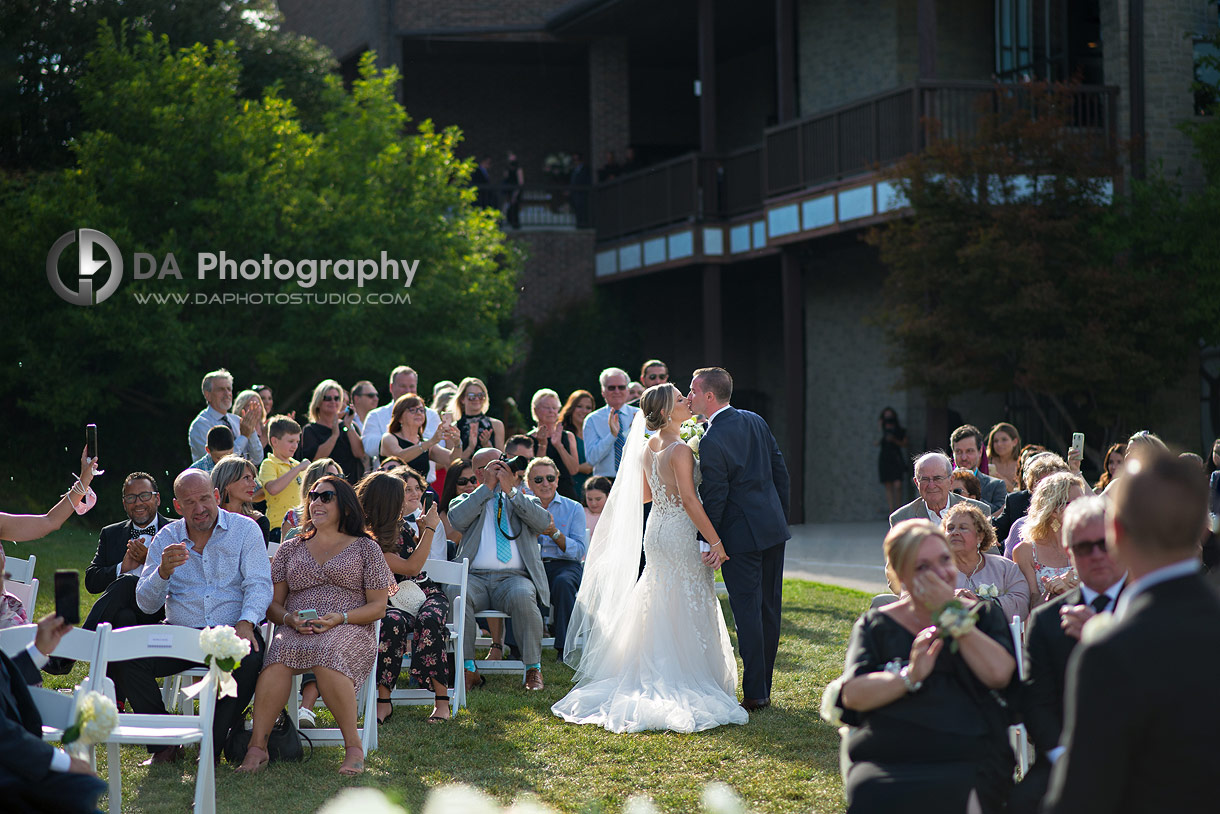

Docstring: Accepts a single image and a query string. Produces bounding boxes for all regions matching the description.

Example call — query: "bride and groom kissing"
[552,366,791,733]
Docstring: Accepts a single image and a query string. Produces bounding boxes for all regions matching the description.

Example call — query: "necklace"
[962,551,985,587]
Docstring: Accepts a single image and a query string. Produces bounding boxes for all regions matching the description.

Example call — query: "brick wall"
[589,38,631,171]
[278,0,376,61]
[393,1,572,30]
[935,0,994,80]
[510,231,596,324]
[797,0,902,116]
[717,44,777,151]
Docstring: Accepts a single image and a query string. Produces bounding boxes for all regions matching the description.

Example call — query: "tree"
[866,81,1199,460]
[0,28,518,493]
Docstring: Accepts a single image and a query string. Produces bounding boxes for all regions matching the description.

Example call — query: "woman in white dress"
[552,384,749,733]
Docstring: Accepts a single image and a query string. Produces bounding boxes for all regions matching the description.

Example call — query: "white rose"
[319,788,408,814]
[701,782,747,814]
[687,436,701,456]
[819,676,845,727]
[421,785,500,814]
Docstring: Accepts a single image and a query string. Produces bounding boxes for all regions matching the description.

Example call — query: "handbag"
[389,578,427,617]
[224,709,308,764]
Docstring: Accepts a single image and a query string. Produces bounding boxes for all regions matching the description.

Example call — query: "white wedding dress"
[551,433,748,733]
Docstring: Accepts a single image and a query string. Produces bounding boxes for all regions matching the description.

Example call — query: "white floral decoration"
[1080,610,1117,645]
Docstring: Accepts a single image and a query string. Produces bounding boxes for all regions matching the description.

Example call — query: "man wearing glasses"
[347,380,379,436]
[583,367,639,479]
[361,365,441,470]
[629,359,668,407]
[889,452,990,526]
[525,457,586,662]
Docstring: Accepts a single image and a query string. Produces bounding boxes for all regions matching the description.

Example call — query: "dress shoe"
[464,669,485,692]
[523,667,544,691]
[740,697,771,712]
[141,745,182,766]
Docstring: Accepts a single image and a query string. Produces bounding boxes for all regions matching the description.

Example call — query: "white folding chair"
[388,558,468,712]
[472,562,554,677]
[1009,614,1030,778]
[5,552,36,583]
[6,579,39,621]
[0,624,107,744]
[286,619,381,755]
[267,541,281,561]
[94,623,217,814]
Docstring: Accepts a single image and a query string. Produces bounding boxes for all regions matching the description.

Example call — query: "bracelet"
[342,611,349,625]
[709,541,723,548]
[899,665,923,693]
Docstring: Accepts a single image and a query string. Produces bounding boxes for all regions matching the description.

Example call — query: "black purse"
[225,709,309,764]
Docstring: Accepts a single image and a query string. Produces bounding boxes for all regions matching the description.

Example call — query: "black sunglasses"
[532,474,557,484]
[321,395,342,402]
[308,490,338,504]
[605,384,626,391]
[1070,538,1107,557]
[455,476,477,486]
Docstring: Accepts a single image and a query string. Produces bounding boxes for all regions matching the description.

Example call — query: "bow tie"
[133,526,156,537]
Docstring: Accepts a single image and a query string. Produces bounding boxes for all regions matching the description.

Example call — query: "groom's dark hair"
[693,367,733,402]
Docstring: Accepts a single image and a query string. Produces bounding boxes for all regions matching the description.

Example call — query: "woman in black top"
[529,388,580,500]
[450,376,505,459]
[378,394,448,479]
[828,520,1017,814]
[298,379,365,483]
[878,407,908,514]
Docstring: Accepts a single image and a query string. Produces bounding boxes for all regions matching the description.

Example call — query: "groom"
[689,367,791,711]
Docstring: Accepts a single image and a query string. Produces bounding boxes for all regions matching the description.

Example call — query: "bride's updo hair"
[640,383,676,432]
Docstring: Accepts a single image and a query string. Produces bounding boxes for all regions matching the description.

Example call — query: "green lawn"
[7,527,866,813]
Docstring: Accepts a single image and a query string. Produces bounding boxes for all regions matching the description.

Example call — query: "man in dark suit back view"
[0,615,107,813]
[689,367,790,711]
[1044,454,1220,814]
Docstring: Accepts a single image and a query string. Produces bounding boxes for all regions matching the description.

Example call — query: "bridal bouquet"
[63,690,119,759]
[679,419,706,459]
[184,625,251,700]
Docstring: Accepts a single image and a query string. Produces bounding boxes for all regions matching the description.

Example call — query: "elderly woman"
[212,455,270,544]
[1013,472,1090,607]
[941,504,1029,621]
[358,469,451,724]
[238,476,392,776]
[233,389,269,454]
[379,394,449,479]
[298,379,365,483]
[450,377,505,459]
[829,520,1017,813]
[559,389,596,498]
[530,388,581,500]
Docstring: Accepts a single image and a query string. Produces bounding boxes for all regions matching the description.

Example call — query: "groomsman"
[1044,455,1220,814]
[583,367,639,479]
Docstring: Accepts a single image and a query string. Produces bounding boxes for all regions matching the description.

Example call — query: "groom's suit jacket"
[1044,571,1220,814]
[698,407,790,554]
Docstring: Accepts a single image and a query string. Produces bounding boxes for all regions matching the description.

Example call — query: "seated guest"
[529,389,581,500]
[1013,473,1089,608]
[0,614,107,813]
[281,459,343,543]
[237,476,392,776]
[439,459,477,544]
[942,503,1030,621]
[378,394,450,479]
[298,379,364,484]
[1092,443,1124,494]
[359,470,451,724]
[889,452,991,526]
[1010,496,1124,814]
[258,415,309,544]
[997,452,1070,555]
[829,520,1017,813]
[583,476,611,538]
[0,546,28,628]
[189,424,233,473]
[950,425,1007,515]
[949,468,982,501]
[212,455,271,544]
[114,469,271,765]
[447,448,553,692]
[525,457,585,660]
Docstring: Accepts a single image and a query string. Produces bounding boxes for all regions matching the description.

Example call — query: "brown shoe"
[464,669,485,692]
[740,697,771,712]
[523,667,544,691]
[141,745,183,766]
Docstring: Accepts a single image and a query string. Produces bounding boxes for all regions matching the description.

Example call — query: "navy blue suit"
[698,406,791,701]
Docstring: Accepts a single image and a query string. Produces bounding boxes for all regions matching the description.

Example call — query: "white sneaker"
[297,707,316,729]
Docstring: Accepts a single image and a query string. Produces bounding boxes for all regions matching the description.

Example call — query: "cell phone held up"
[1070,432,1084,459]
[85,423,98,460]
[55,570,81,625]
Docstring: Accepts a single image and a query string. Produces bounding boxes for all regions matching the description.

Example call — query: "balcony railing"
[592,80,1118,242]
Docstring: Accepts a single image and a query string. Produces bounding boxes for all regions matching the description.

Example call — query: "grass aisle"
[13,527,866,813]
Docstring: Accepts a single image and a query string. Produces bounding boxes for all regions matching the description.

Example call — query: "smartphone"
[297,609,319,621]
[1070,432,1084,458]
[85,423,97,460]
[423,490,436,514]
[54,570,80,625]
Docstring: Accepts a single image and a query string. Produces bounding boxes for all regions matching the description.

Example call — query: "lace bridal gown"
[551,440,749,733]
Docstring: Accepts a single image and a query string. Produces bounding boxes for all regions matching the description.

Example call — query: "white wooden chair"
[5,552,38,619]
[5,552,36,583]
[387,557,468,712]
[286,619,381,755]
[1009,614,1030,778]
[93,623,217,814]
[0,623,107,744]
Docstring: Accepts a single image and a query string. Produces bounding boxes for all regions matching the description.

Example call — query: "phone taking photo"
[86,423,98,460]
[1070,432,1085,458]
[55,570,80,625]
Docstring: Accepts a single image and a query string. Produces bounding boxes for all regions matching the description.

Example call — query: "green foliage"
[0,29,519,490]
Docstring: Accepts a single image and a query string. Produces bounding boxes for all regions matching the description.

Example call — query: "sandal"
[235,744,269,774]
[339,745,364,776]
[485,642,504,661]
[427,693,451,723]
[376,699,394,725]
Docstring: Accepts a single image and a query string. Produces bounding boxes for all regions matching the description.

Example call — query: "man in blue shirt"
[525,457,586,661]
[187,367,263,466]
[583,367,639,479]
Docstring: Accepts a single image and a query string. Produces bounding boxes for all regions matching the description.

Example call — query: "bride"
[552,383,749,733]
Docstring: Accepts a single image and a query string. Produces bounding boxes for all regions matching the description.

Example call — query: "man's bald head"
[173,468,220,533]
[174,468,213,497]
[472,448,500,470]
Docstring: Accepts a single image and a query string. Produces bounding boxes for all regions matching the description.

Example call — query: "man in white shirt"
[889,452,990,526]
[361,366,441,475]
[187,368,262,465]
[582,367,639,479]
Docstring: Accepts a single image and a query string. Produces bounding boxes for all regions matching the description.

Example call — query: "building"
[278,0,1216,521]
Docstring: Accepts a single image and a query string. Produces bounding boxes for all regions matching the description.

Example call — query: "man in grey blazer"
[448,447,554,692]
[890,452,991,526]
[951,424,1008,515]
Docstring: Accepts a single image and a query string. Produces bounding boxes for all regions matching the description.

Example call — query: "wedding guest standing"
[583,368,638,479]
[941,504,1029,621]
[502,151,523,229]
[233,389,268,455]
[379,395,449,480]
[529,389,580,500]
[451,377,505,458]
[559,389,595,498]
[299,379,364,483]
[1092,443,1124,494]
[188,368,262,465]
[878,407,908,514]
[985,422,1022,493]
[828,520,1017,813]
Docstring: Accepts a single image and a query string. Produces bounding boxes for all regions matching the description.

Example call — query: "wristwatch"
[549,530,562,542]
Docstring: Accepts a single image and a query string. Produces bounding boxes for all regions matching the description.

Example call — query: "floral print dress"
[378,523,451,690]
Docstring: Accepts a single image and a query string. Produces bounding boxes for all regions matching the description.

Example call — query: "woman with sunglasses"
[379,394,450,479]
[298,379,365,483]
[239,476,393,776]
[439,458,478,544]
[450,377,505,459]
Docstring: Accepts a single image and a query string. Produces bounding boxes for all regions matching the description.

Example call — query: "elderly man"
[525,457,585,660]
[448,448,553,692]
[109,469,272,765]
[1009,496,1124,814]
[950,424,1007,515]
[583,367,639,479]
[1045,455,1220,813]
[889,452,991,526]
[187,367,262,465]
[361,365,441,471]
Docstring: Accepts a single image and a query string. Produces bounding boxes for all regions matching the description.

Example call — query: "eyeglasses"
[532,475,557,484]
[645,373,668,381]
[355,391,377,399]
[917,476,949,486]
[308,490,338,504]
[465,392,486,402]
[321,395,342,402]
[122,491,158,504]
[1070,538,1108,557]
[604,384,627,391]
[406,406,426,415]
[455,476,477,486]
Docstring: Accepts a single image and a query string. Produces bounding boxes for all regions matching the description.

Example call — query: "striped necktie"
[613,409,626,470]
[494,495,512,563]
